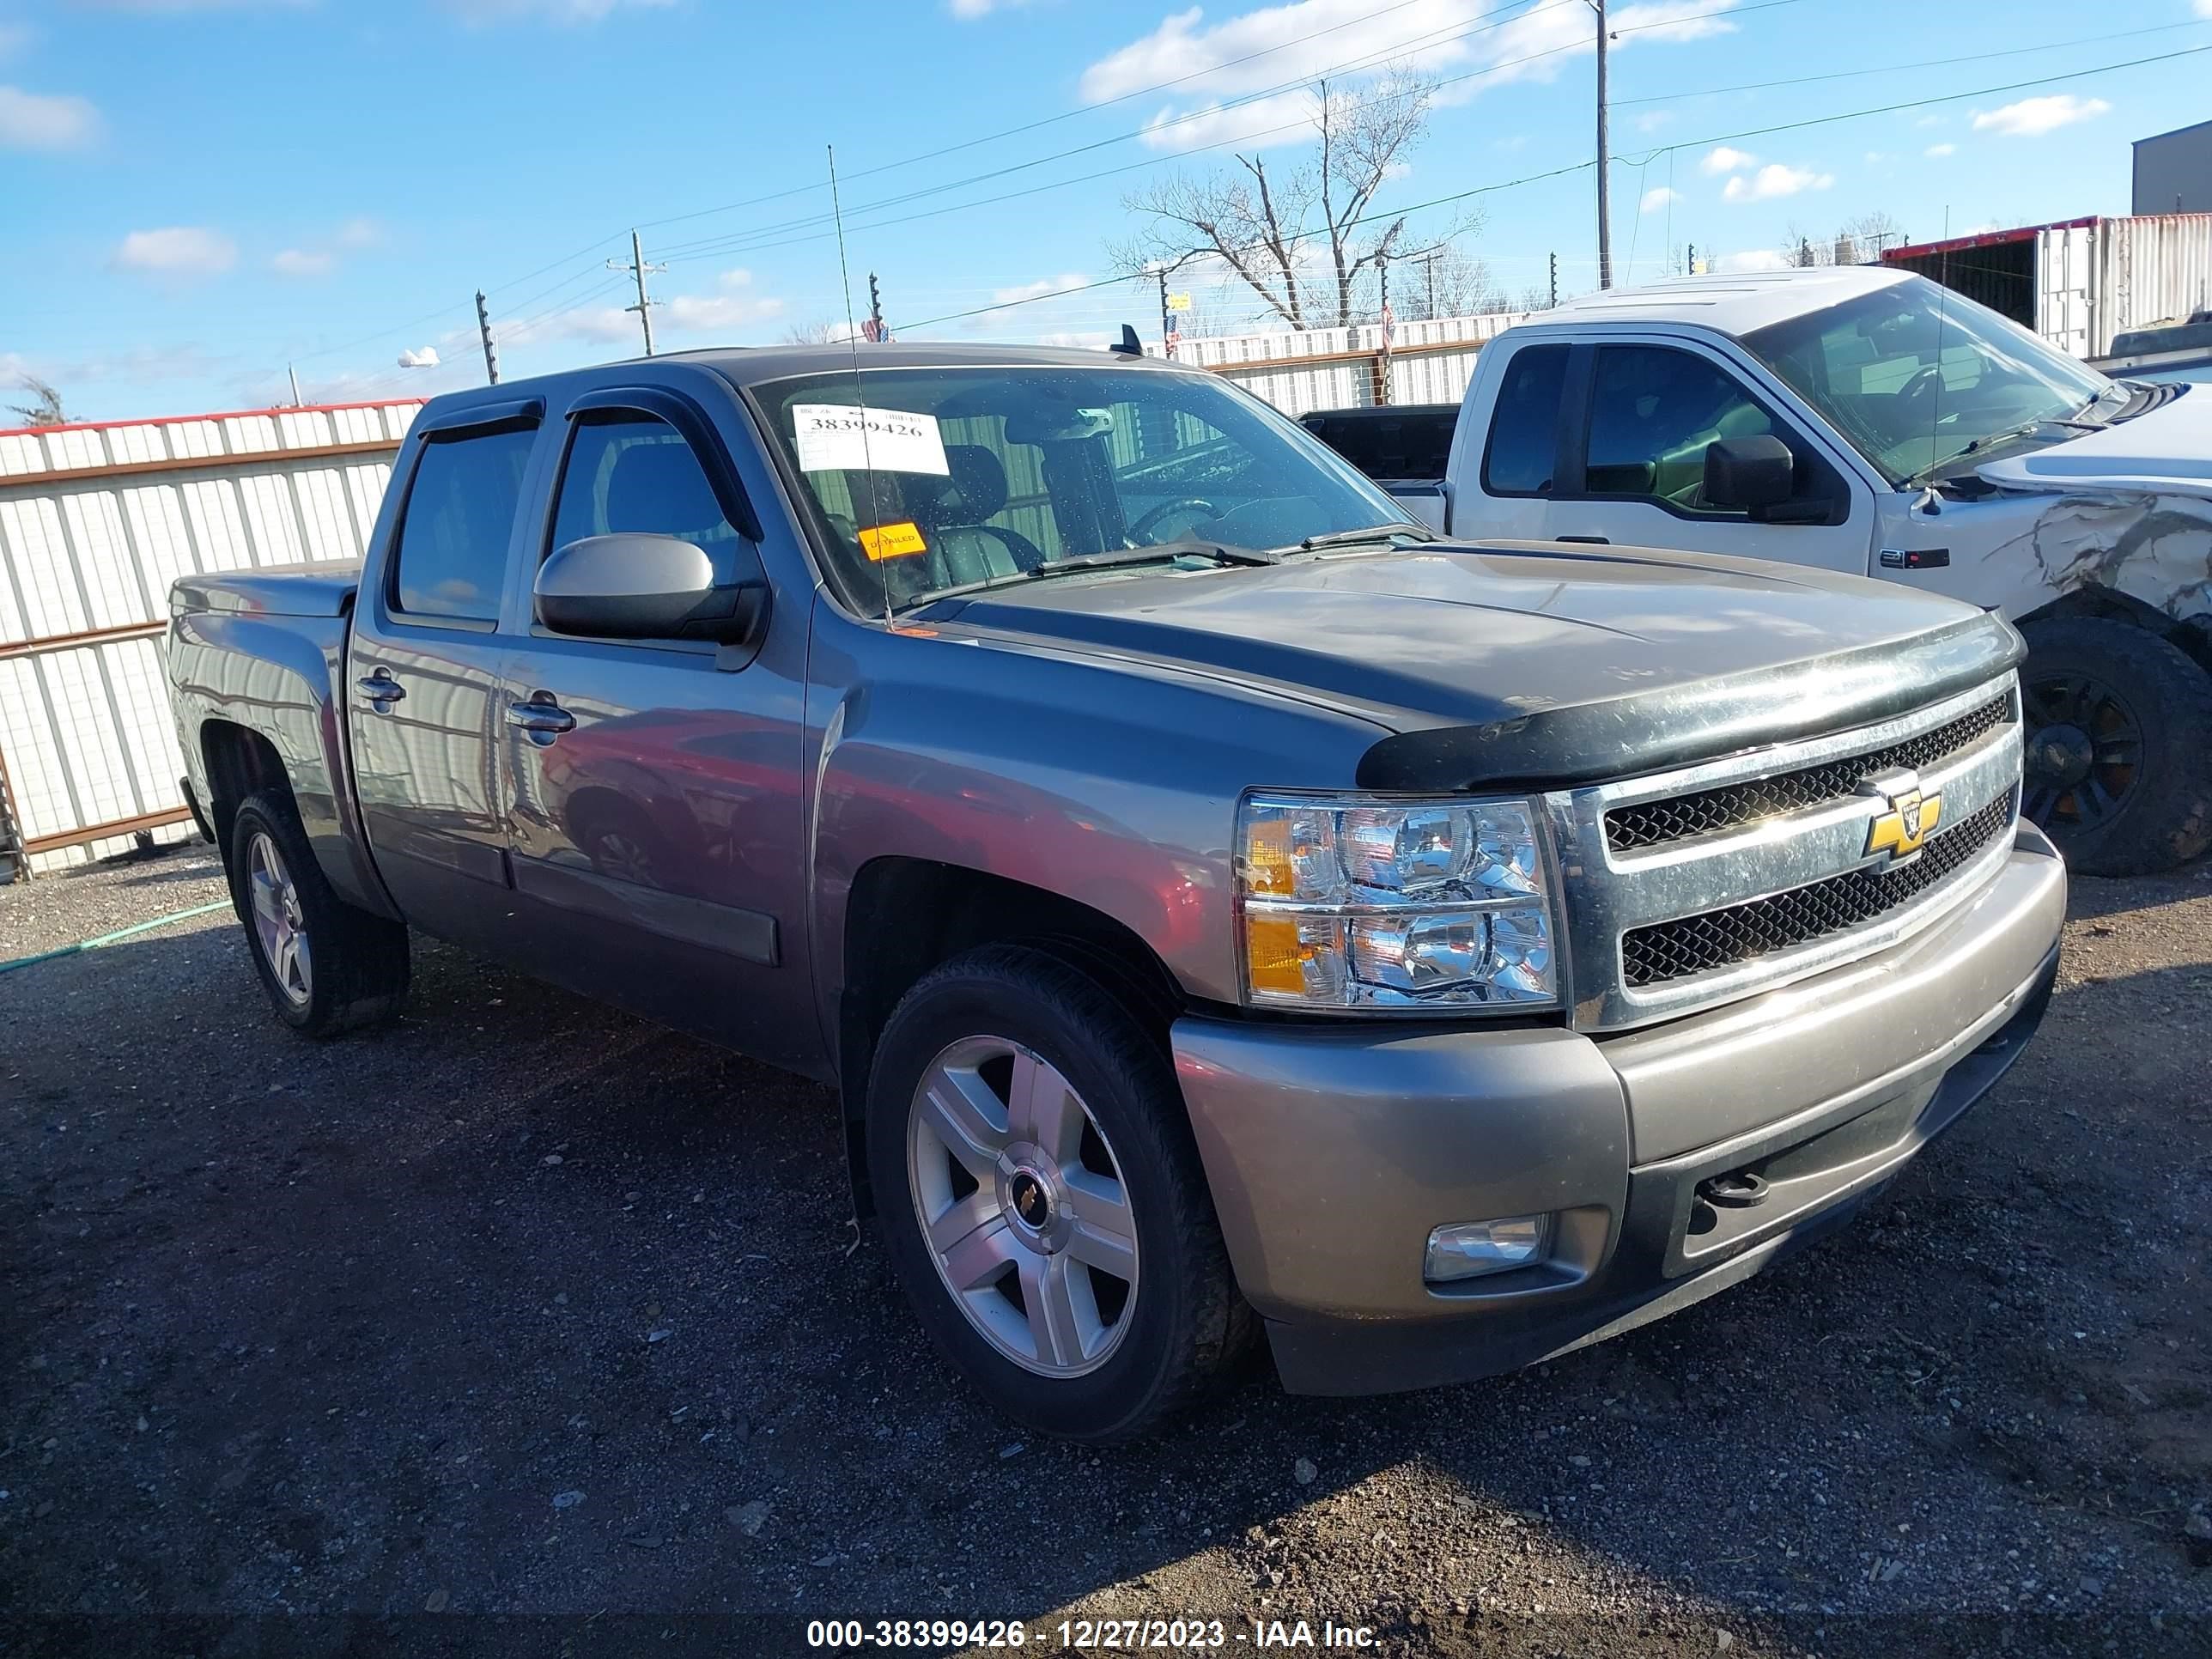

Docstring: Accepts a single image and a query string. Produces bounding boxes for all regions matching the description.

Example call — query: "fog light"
[1425,1215,1552,1283]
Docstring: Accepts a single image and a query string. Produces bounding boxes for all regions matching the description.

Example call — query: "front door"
[1541,339,1875,574]
[493,396,817,1073]
[348,413,541,954]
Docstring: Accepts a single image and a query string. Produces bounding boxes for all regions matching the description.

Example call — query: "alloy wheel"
[906,1036,1139,1378]
[2022,672,2144,833]
[246,831,313,1006]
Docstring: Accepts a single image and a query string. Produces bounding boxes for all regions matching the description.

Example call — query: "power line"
[896,38,2212,334]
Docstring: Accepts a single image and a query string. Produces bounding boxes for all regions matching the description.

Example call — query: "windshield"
[750,364,1409,612]
[1742,273,2113,486]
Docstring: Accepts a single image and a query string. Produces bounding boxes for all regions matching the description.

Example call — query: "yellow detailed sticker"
[859,520,928,562]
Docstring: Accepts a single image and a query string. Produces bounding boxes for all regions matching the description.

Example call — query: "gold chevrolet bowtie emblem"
[1865,782,1942,861]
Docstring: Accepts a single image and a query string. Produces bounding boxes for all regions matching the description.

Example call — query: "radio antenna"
[829,143,892,627]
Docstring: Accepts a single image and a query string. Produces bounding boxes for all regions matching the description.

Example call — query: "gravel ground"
[2,842,2208,1659]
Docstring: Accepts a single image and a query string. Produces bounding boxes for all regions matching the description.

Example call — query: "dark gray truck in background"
[167,342,2063,1441]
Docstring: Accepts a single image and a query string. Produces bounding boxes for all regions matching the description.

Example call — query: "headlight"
[1237,794,1558,1011]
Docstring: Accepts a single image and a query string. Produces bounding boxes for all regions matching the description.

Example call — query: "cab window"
[1480,343,1569,496]
[1581,345,1778,513]
[389,423,535,623]
[550,416,738,555]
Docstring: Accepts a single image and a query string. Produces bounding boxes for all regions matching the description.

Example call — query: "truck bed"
[171,562,362,620]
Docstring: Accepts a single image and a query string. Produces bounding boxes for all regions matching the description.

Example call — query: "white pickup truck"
[1306,266,2212,875]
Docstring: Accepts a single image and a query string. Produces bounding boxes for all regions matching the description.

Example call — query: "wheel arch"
[199,719,295,865]
[2018,584,2212,678]
[836,855,1188,1218]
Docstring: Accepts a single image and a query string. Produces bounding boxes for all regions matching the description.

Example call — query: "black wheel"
[865,945,1249,1443]
[227,791,410,1036]
[2020,616,2212,876]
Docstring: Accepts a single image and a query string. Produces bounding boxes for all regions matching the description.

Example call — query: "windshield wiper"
[1293,523,1438,552]
[895,541,1277,613]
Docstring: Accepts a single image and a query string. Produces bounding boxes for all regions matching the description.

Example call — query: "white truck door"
[1537,337,1876,573]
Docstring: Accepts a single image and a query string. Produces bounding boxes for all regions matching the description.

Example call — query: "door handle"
[356,671,405,708]
[1556,535,1610,544]
[505,698,577,740]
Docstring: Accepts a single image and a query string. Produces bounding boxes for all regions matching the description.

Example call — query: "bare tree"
[780,319,853,345]
[1409,246,1510,319]
[1113,71,1473,331]
[8,375,67,427]
[1779,210,1908,269]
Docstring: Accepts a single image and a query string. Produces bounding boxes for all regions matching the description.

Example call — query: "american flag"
[1378,301,1395,352]
[1164,323,1180,360]
[860,316,890,343]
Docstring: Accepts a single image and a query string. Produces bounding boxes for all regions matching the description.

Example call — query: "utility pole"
[1590,0,1612,289]
[288,363,303,406]
[1376,252,1392,406]
[866,272,884,343]
[609,229,664,356]
[1157,266,1171,358]
[1412,247,1442,320]
[1549,251,1559,309]
[474,289,501,386]
[1686,241,1696,276]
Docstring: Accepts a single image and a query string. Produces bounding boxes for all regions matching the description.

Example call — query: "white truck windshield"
[1743,273,2113,487]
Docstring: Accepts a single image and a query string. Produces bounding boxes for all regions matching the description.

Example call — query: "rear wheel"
[2020,617,2212,876]
[228,791,410,1036]
[866,945,1247,1443]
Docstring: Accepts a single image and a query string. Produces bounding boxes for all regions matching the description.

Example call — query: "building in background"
[2135,119,2212,216]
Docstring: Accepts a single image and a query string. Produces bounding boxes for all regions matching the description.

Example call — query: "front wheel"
[228,791,410,1036]
[866,946,1248,1443]
[2020,617,2212,876]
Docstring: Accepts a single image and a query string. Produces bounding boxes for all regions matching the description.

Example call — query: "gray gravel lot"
[2,842,2209,1658]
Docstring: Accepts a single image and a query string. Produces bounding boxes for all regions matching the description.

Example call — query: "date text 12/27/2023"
[804,1619,1379,1650]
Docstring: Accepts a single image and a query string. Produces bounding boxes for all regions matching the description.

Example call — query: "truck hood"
[1977,384,2212,496]
[928,541,2021,790]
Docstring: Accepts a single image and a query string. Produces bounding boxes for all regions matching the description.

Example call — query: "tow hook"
[1698,1170,1771,1210]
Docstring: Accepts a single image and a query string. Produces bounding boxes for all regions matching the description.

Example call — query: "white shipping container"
[1883,213,2212,360]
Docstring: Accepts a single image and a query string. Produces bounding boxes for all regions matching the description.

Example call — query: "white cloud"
[1031,330,1114,349]
[397,346,441,368]
[1087,0,1743,152]
[992,272,1092,305]
[1714,248,1791,273]
[336,216,381,249]
[2198,0,2212,16]
[1639,185,1680,214]
[663,268,785,333]
[0,84,102,150]
[1914,114,1943,129]
[951,0,1030,14]
[1700,144,1756,175]
[1723,162,1832,203]
[441,0,672,21]
[1923,142,1955,159]
[501,270,783,347]
[113,226,236,276]
[1971,94,2110,138]
[1635,110,1674,134]
[271,248,335,277]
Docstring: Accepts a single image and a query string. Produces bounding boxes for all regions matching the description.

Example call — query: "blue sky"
[5,0,2210,422]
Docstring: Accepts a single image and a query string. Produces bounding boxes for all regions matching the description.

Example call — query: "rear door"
[1539,337,1875,572]
[489,385,817,1072]
[348,399,544,949]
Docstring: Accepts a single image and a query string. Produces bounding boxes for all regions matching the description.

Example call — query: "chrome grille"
[1604,694,2012,852]
[1547,676,2024,1032]
[1620,793,2014,988]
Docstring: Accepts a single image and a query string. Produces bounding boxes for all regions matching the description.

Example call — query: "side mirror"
[1702,434,1796,514]
[535,533,766,645]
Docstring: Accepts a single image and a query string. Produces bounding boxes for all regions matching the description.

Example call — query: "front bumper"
[1172,824,2065,1396]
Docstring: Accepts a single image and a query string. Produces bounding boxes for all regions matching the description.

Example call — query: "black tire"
[865,945,1249,1443]
[227,791,410,1037]
[2020,616,2212,877]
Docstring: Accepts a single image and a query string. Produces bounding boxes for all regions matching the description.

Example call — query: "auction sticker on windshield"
[791,404,950,475]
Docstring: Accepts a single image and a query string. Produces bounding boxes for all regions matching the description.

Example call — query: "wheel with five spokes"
[227,791,410,1036]
[867,945,1248,1442]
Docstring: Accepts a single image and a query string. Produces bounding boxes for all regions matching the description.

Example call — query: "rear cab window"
[1480,343,1569,495]
[389,423,537,624]
[1301,408,1455,481]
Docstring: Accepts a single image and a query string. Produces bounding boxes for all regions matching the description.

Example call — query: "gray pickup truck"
[166,342,2064,1442]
